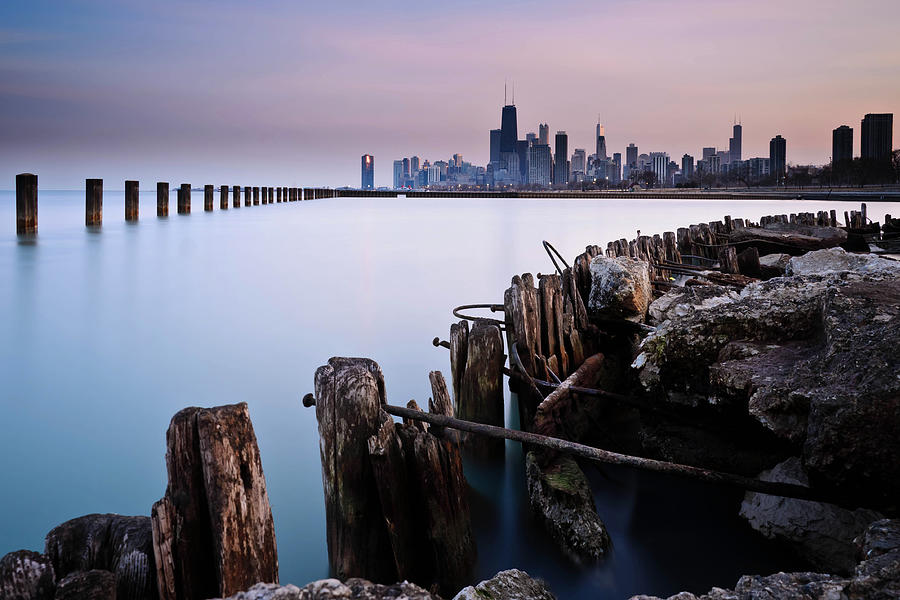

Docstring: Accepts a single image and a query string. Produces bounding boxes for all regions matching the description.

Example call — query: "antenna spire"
[512,81,515,105]
[504,80,507,105]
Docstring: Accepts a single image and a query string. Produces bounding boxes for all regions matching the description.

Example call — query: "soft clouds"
[0,0,897,187]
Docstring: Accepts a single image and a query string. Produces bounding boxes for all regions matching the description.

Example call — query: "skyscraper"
[682,154,695,179]
[554,131,568,185]
[360,154,374,190]
[402,157,410,178]
[702,147,716,161]
[572,149,586,175]
[596,122,608,160]
[626,143,638,168]
[860,113,893,162]
[650,152,669,187]
[611,152,622,184]
[526,132,537,145]
[500,104,518,154]
[729,123,742,163]
[769,135,786,183]
[490,129,501,164]
[516,140,529,184]
[832,125,853,164]
[527,144,552,187]
[539,124,549,146]
[392,160,403,189]
[411,156,420,173]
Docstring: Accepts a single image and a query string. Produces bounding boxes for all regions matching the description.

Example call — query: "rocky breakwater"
[629,247,899,578]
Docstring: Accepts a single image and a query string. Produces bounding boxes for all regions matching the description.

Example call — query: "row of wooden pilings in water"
[13,173,336,234]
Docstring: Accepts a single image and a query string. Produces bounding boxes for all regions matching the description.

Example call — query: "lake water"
[1,191,892,598]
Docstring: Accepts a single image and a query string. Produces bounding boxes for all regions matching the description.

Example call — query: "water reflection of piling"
[16,173,38,234]
[86,179,103,227]
[157,182,169,217]
[125,180,139,222]
[178,183,191,214]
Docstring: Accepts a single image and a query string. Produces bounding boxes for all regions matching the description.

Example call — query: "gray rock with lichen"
[588,255,652,320]
[786,247,900,277]
[452,568,555,600]
[211,578,435,600]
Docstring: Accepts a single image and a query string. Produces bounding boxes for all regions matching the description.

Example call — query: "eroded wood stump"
[54,570,115,600]
[0,549,55,600]
[151,403,277,600]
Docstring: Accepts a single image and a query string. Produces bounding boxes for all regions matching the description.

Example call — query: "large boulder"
[633,270,900,512]
[54,570,116,600]
[588,256,652,321]
[453,569,556,600]
[786,247,900,277]
[739,457,882,574]
[0,550,56,600]
[647,284,739,326]
[524,452,610,565]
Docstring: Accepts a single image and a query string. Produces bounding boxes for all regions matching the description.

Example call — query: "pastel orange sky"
[1,0,897,188]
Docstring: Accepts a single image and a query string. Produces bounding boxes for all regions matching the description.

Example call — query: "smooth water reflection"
[1,191,891,598]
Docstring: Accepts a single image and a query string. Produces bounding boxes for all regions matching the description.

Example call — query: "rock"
[588,256,652,321]
[0,550,55,600]
[630,519,900,600]
[729,222,848,255]
[786,247,900,277]
[633,270,900,512]
[44,513,157,600]
[453,569,556,600]
[739,457,882,574]
[758,253,791,278]
[54,570,116,600]
[524,452,610,565]
[647,284,739,326]
[211,578,435,600]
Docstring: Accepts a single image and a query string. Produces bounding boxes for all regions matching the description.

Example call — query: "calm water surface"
[2,192,892,598]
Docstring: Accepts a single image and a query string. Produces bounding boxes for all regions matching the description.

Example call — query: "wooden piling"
[268,187,274,204]
[157,182,169,217]
[261,187,268,205]
[244,186,251,207]
[718,246,739,274]
[85,178,103,226]
[15,173,38,234]
[178,184,191,214]
[220,185,229,210]
[204,185,214,212]
[125,180,139,221]
[253,187,259,205]
[276,188,281,203]
[232,185,240,208]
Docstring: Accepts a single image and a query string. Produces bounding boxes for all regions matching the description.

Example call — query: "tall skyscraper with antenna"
[729,118,742,163]
[595,118,608,160]
[500,83,518,154]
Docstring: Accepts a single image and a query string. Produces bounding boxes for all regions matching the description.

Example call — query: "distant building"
[745,157,770,180]
[832,125,853,164]
[452,153,463,168]
[682,154,695,180]
[650,152,669,187]
[554,131,568,185]
[402,157,411,178]
[702,147,716,162]
[626,143,638,168]
[410,156,420,173]
[716,150,730,171]
[361,154,374,189]
[539,123,549,146]
[427,165,442,185]
[860,113,893,162]
[596,123,608,160]
[729,124,742,163]
[770,135,786,183]
[526,132,538,145]
[393,160,403,189]
[500,104,518,154]
[490,129,501,164]
[527,144,552,186]
[611,152,622,184]
[571,149,586,175]
[516,140,529,184]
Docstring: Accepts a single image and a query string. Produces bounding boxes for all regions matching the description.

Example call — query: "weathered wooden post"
[157,182,169,217]
[16,173,38,234]
[232,185,240,208]
[268,187,274,204]
[276,188,281,203]
[204,185,214,211]
[261,187,268,205]
[220,185,228,210]
[178,184,191,214]
[253,187,259,205]
[151,403,278,600]
[125,180,139,221]
[244,186,251,207]
[85,178,103,227]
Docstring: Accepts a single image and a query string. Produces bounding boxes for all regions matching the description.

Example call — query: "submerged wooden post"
[268,187,274,204]
[232,185,240,208]
[125,180,139,221]
[16,173,38,234]
[253,187,259,205]
[244,186,251,207]
[276,188,281,203]
[204,185,214,211]
[178,184,191,214]
[261,187,268,205]
[85,178,103,226]
[157,182,169,217]
[220,185,229,210]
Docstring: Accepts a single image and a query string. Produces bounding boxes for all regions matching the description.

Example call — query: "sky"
[1,0,898,188]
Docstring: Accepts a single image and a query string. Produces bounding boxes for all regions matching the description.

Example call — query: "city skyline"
[2,0,899,188]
